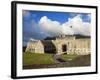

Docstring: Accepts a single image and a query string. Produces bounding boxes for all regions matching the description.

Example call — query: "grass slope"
[23,52,55,66]
[23,52,78,66]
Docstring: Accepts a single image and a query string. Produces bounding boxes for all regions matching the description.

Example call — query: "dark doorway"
[23,46,26,52]
[62,45,67,53]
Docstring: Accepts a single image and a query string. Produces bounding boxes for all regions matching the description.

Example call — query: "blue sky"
[23,10,91,23]
[23,10,91,46]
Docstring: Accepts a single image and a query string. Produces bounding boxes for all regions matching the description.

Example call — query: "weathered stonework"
[25,35,90,55]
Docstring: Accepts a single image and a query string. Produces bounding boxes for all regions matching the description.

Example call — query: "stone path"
[52,54,66,63]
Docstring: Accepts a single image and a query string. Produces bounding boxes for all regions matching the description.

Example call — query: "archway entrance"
[62,44,67,54]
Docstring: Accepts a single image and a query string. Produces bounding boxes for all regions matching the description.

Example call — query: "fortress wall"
[54,38,91,55]
[25,42,34,53]
[25,41,44,53]
[25,37,91,55]
[35,41,44,53]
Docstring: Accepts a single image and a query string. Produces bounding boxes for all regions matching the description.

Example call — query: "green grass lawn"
[23,52,79,66]
[23,52,55,66]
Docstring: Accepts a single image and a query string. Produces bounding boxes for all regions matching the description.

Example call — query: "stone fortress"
[25,35,91,55]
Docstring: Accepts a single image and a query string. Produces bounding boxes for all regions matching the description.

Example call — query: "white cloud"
[39,15,91,37]
[63,15,91,36]
[39,16,62,37]
[86,14,91,22]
